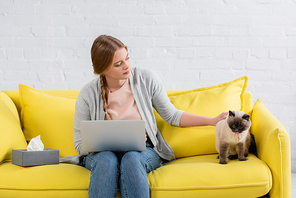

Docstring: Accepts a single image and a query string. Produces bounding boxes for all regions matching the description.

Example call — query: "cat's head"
[227,110,251,134]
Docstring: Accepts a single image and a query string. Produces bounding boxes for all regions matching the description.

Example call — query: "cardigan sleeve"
[73,89,92,156]
[145,69,184,126]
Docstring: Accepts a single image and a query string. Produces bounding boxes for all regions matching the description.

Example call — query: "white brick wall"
[1,0,296,171]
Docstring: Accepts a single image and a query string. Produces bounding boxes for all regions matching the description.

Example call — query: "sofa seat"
[0,162,90,198]
[148,154,272,198]
[0,154,271,198]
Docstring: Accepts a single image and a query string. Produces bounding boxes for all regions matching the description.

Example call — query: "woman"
[73,35,227,198]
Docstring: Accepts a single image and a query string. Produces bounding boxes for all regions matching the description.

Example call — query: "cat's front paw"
[239,157,247,161]
[219,159,227,164]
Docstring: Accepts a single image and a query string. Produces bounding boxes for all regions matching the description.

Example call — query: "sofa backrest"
[243,91,253,116]
[2,90,253,126]
[3,85,253,158]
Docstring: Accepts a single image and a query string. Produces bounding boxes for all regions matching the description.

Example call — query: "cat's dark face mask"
[227,111,250,134]
[229,123,246,133]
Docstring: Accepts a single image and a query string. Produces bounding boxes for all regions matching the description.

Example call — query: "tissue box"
[12,149,59,166]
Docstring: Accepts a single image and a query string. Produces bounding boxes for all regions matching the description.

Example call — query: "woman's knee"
[121,152,144,170]
[121,150,161,174]
[122,151,141,162]
[86,151,119,171]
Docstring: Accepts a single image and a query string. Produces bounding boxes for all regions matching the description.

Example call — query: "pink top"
[106,79,142,121]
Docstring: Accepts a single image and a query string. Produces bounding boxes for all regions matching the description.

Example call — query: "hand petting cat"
[211,112,228,126]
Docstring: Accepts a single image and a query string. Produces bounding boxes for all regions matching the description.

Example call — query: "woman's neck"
[105,78,127,93]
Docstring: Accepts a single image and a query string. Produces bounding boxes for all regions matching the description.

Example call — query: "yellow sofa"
[0,76,291,198]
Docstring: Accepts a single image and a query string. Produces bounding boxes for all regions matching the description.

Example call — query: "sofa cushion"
[0,91,20,124]
[155,76,248,158]
[19,84,78,157]
[148,154,271,198]
[0,92,27,162]
[0,162,90,197]
[2,90,80,119]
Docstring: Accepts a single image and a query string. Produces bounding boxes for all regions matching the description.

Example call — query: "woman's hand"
[211,112,228,126]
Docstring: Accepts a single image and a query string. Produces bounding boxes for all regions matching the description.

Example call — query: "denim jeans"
[85,141,161,198]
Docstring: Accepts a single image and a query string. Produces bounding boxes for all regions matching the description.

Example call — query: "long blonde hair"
[91,35,127,120]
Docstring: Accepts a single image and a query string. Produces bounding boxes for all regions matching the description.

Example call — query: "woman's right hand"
[211,112,228,126]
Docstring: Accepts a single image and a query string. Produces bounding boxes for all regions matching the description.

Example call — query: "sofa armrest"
[251,99,291,198]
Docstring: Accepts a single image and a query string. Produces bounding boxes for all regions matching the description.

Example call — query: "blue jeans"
[85,142,161,198]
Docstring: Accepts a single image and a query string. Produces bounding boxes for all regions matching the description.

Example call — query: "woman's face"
[104,47,131,80]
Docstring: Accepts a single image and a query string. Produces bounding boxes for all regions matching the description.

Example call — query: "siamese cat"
[215,110,252,164]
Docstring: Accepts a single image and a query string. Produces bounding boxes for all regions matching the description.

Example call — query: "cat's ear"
[229,110,235,117]
[242,114,250,121]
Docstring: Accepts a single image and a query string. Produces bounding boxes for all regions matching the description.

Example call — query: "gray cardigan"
[73,67,184,161]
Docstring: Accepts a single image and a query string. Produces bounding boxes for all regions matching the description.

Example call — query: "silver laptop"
[80,120,146,152]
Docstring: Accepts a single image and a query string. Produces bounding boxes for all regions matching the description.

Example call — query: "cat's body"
[215,110,252,164]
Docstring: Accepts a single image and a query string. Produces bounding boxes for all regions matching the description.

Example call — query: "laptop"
[80,120,146,152]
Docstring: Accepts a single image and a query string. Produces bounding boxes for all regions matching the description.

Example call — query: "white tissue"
[27,135,44,151]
